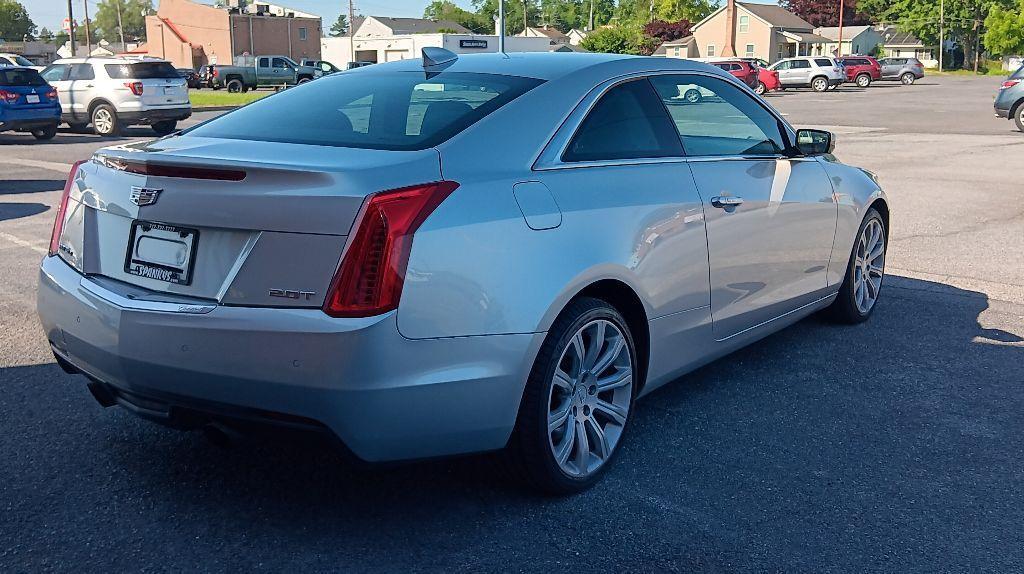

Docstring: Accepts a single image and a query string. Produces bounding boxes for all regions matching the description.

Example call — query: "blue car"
[0,66,61,140]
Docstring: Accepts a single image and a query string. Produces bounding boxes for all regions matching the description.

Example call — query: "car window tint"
[563,79,683,162]
[791,60,810,69]
[650,74,785,157]
[773,61,790,70]
[40,64,68,82]
[187,71,543,151]
[0,68,46,86]
[69,64,95,80]
[105,62,180,79]
[259,57,269,67]
[272,58,289,68]
[814,58,833,67]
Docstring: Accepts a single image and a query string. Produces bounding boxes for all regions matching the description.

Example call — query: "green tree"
[472,0,541,35]
[424,0,489,32]
[538,0,614,31]
[75,18,98,45]
[54,30,69,47]
[0,0,35,40]
[579,22,657,54]
[38,26,53,42]
[94,0,153,43]
[984,0,1024,56]
[652,0,716,23]
[329,13,349,36]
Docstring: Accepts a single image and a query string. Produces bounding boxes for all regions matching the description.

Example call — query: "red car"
[737,58,780,95]
[709,60,760,91]
[838,56,882,88]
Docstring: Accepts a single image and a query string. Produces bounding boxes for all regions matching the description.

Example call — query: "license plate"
[163,87,175,95]
[124,221,199,285]
[26,94,39,103]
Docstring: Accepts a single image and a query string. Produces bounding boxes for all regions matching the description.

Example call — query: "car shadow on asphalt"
[3,276,1023,568]
[0,203,49,222]
[0,180,64,195]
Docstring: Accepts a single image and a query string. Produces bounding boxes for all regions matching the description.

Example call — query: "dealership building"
[321,16,561,66]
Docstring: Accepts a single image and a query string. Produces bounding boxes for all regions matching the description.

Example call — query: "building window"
[298,27,307,41]
[739,15,749,33]
[673,47,680,56]
[745,43,755,57]
[707,44,715,57]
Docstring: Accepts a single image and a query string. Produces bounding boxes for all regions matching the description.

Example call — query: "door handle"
[711,196,744,208]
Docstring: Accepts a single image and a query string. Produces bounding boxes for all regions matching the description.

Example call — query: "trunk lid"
[58,136,442,307]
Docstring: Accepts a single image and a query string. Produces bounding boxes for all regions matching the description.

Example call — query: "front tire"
[31,123,58,140]
[811,76,828,92]
[506,297,637,494]
[856,73,871,88]
[826,208,887,324]
[755,81,767,95]
[91,104,120,136]
[683,88,702,103]
[900,72,916,85]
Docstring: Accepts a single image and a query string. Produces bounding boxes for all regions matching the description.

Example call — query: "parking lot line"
[0,232,47,255]
[0,158,73,174]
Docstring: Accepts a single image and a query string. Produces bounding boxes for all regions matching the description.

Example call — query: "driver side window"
[649,74,787,157]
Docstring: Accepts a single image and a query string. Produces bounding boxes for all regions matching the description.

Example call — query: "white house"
[321,16,552,65]
[813,25,884,56]
[567,28,588,46]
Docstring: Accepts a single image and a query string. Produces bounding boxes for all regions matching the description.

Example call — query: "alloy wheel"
[812,78,827,92]
[853,218,885,314]
[901,73,915,85]
[684,89,701,103]
[755,82,766,95]
[547,319,633,478]
[857,74,870,87]
[93,109,113,134]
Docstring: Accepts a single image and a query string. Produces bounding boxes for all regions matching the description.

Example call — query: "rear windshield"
[186,71,544,151]
[104,62,180,79]
[815,58,834,67]
[0,68,46,86]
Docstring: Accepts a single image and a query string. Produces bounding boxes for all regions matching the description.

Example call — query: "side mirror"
[795,128,835,155]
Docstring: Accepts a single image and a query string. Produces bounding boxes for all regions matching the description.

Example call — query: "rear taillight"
[49,160,86,257]
[1001,80,1020,89]
[323,181,459,318]
[45,88,57,100]
[212,68,218,77]
[0,90,19,104]
[125,81,144,96]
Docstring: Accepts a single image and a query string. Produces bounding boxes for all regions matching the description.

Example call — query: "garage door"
[384,50,408,62]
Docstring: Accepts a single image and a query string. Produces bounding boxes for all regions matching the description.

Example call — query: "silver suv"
[769,57,845,92]
[40,57,191,136]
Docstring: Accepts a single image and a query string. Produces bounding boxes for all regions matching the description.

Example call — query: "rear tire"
[68,122,90,133]
[91,104,120,136]
[151,120,178,136]
[505,297,638,494]
[683,88,702,103]
[31,123,58,140]
[226,79,243,93]
[755,81,767,95]
[856,73,871,88]
[1014,104,1024,132]
[826,208,887,324]
[811,76,828,92]
[900,72,915,85]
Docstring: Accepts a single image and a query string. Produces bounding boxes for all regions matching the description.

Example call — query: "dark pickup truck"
[207,55,319,92]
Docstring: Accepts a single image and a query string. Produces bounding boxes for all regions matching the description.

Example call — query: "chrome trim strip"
[80,277,216,314]
[215,231,261,302]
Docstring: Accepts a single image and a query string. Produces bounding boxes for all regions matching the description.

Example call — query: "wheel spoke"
[553,369,574,392]
[590,336,624,376]
[554,418,576,465]
[587,418,610,459]
[573,420,590,471]
[582,321,605,370]
[594,399,628,426]
[569,333,585,371]
[548,402,572,432]
[596,371,632,393]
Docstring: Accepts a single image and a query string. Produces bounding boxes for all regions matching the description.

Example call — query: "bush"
[580,24,658,55]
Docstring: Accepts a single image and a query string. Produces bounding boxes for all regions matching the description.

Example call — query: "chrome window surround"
[532,69,798,172]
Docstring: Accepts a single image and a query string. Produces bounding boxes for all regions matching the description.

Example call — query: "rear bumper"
[995,106,1009,119]
[118,107,192,124]
[0,107,61,131]
[38,256,544,462]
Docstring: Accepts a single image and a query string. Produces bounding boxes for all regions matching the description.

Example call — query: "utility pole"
[66,0,77,56]
[837,0,845,56]
[522,0,528,34]
[83,0,92,54]
[973,19,980,73]
[498,0,505,53]
[347,0,354,67]
[116,0,125,48]
[938,0,944,72]
[588,0,594,31]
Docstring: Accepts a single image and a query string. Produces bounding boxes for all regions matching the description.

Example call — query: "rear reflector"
[323,181,459,318]
[50,160,86,257]
[96,155,246,181]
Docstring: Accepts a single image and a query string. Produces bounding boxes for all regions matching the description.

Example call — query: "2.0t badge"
[130,186,161,206]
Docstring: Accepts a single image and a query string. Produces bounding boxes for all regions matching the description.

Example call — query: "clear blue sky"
[21,0,476,34]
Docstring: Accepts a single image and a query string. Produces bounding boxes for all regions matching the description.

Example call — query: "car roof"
[348,52,728,81]
[51,57,172,65]
[0,66,39,72]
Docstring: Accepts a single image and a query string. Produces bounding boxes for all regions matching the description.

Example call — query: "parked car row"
[994,63,1024,132]
[697,55,926,95]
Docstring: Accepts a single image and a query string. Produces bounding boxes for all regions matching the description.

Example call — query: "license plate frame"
[123,221,200,286]
[26,94,39,103]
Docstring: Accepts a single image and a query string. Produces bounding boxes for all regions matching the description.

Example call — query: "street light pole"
[83,0,93,54]
[837,0,845,56]
[347,0,354,66]
[66,0,77,56]
[116,0,125,48]
[938,0,944,72]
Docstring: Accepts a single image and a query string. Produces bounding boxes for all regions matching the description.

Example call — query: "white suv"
[39,57,191,136]
[0,53,44,71]
[769,57,846,92]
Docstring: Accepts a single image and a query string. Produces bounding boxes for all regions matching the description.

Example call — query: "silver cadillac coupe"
[38,50,888,493]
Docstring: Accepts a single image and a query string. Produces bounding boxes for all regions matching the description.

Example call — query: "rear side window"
[563,79,683,162]
[40,64,68,82]
[650,74,785,157]
[105,62,180,79]
[69,64,95,80]
[186,71,543,151]
[0,68,46,86]
[815,58,833,67]
[791,60,811,69]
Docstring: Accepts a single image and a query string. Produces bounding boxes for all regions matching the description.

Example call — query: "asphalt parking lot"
[2,75,1022,572]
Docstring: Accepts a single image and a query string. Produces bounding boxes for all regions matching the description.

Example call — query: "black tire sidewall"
[32,124,57,140]
[152,121,177,136]
[833,209,886,323]
[1015,106,1024,132]
[902,73,914,85]
[756,82,766,95]
[92,104,119,136]
[812,77,827,92]
[511,298,638,493]
[857,74,871,87]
